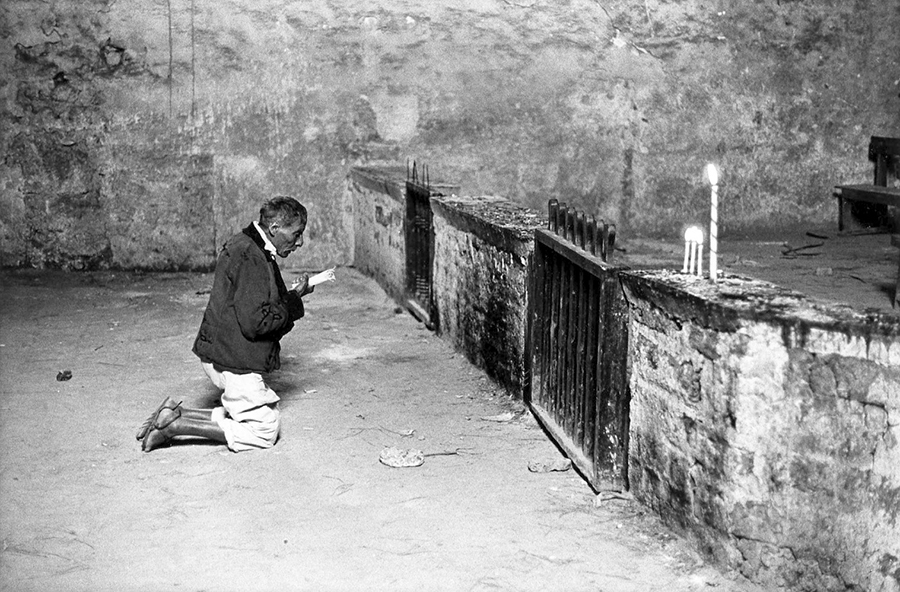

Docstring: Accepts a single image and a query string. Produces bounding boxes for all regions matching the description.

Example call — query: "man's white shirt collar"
[253,221,278,258]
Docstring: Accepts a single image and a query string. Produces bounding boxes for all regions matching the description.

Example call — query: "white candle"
[683,226,703,275]
[688,238,696,274]
[706,164,719,282]
[697,231,704,276]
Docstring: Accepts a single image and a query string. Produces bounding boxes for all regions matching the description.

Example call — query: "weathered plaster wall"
[2,0,899,269]
[623,271,900,592]
[346,168,542,395]
[348,165,459,307]
[431,195,543,397]
[348,166,407,303]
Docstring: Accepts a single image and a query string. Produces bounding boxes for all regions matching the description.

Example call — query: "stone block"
[623,269,900,591]
[348,166,408,303]
[431,195,544,397]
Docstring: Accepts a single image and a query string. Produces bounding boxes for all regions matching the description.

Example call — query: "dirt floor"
[0,226,894,592]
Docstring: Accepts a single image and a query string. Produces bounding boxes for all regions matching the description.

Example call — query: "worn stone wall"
[347,165,459,307]
[431,196,544,397]
[623,270,900,592]
[3,0,898,270]
[348,166,407,303]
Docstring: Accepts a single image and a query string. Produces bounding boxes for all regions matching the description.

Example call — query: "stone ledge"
[624,268,900,591]
[431,195,545,259]
[622,269,900,342]
[349,166,407,203]
[350,166,461,203]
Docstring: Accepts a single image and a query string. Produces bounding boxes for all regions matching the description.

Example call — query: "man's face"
[267,220,306,258]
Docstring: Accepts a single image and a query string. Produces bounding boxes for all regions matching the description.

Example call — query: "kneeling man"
[137,196,331,452]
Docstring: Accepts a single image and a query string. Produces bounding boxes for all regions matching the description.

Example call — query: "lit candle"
[696,230,704,277]
[683,226,703,275]
[688,232,696,273]
[706,164,719,282]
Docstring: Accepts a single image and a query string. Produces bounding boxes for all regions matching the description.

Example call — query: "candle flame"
[706,163,719,186]
[684,226,704,243]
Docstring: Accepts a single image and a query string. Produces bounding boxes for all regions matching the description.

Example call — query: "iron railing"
[405,161,436,328]
[525,199,631,491]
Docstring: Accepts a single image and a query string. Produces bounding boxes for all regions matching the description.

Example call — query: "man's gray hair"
[259,196,307,228]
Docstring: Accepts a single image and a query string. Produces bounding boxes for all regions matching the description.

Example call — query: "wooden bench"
[834,136,900,307]
[893,234,900,308]
[834,136,900,232]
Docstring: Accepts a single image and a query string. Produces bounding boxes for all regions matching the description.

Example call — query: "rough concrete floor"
[0,265,771,592]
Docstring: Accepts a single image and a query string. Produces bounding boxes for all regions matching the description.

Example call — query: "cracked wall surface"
[348,166,408,303]
[347,167,542,396]
[2,0,899,269]
[431,195,543,397]
[624,272,900,591]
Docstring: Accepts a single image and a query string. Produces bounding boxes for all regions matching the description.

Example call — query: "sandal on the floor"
[141,405,182,453]
[135,397,182,440]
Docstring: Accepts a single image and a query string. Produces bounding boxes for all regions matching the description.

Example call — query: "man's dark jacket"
[193,224,305,374]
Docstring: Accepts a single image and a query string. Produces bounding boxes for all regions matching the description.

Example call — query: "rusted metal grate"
[405,161,435,328]
[524,199,631,491]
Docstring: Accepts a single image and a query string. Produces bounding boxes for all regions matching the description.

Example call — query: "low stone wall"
[622,270,900,592]
[347,166,544,395]
[347,166,900,591]
[347,166,408,303]
[348,165,461,305]
[431,195,544,397]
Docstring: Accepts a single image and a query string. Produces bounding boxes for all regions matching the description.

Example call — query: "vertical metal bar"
[556,203,567,237]
[546,243,562,414]
[582,272,599,464]
[524,249,536,406]
[594,271,610,481]
[573,264,587,447]
[597,219,605,259]
[607,270,629,484]
[568,262,579,443]
[557,252,568,427]
[566,207,576,242]
[548,199,559,232]
[567,260,579,439]
[600,222,609,262]
[607,224,617,263]
[595,270,629,485]
[555,256,571,424]
[576,212,585,249]
[535,242,549,404]
[414,194,421,298]
[587,216,597,256]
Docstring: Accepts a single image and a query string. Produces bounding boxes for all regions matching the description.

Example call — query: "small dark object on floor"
[527,458,572,473]
[56,370,72,381]
[781,242,824,257]
[806,232,829,240]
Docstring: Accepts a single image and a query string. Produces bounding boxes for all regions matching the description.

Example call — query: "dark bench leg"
[838,195,844,232]
[893,235,900,309]
[895,254,900,309]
